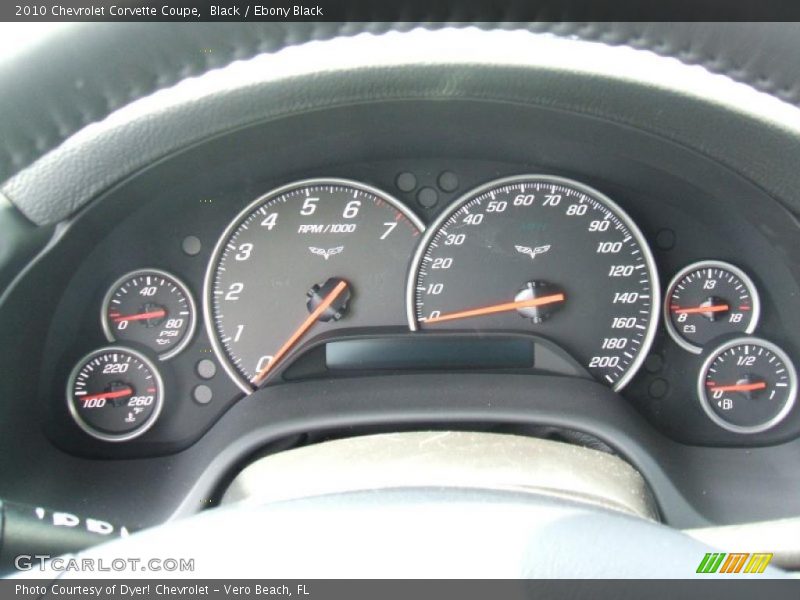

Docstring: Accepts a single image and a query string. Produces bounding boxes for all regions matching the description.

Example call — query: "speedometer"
[407,175,659,391]
[206,178,423,392]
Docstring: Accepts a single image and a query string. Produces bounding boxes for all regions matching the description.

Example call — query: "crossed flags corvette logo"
[308,246,344,260]
[514,244,551,260]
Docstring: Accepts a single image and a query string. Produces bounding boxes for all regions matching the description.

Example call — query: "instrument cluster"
[47,161,800,452]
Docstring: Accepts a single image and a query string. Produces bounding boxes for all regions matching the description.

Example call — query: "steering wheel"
[3,22,800,578]
[37,430,724,578]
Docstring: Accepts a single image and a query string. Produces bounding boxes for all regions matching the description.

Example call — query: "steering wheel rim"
[43,487,737,579]
[3,21,800,185]
[3,22,800,216]
[34,432,778,578]
[3,25,800,230]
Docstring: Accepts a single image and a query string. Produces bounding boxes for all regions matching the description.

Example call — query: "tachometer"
[206,178,423,392]
[407,175,659,391]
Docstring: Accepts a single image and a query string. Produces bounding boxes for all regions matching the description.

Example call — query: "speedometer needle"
[252,279,350,385]
[423,293,565,324]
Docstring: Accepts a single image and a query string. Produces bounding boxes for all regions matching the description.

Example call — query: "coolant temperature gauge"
[698,337,796,434]
[67,347,164,442]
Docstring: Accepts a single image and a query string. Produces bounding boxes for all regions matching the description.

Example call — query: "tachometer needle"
[78,387,133,402]
[111,310,167,322]
[671,304,729,314]
[709,382,766,393]
[423,293,565,324]
[252,279,350,385]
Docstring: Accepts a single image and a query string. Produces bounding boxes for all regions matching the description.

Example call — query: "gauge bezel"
[664,260,760,354]
[204,177,425,394]
[66,345,165,443]
[405,173,660,392]
[697,336,797,434]
[101,268,197,360]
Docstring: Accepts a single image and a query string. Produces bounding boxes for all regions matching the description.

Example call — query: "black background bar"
[6,0,800,22]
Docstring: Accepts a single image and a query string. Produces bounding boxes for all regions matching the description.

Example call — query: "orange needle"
[423,293,565,324]
[78,387,133,402]
[671,304,729,314]
[252,279,349,385]
[112,310,167,322]
[710,382,767,393]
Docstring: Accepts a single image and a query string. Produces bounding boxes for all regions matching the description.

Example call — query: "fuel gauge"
[665,261,759,353]
[698,337,796,434]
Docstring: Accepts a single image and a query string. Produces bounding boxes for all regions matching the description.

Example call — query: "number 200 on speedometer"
[407,175,660,391]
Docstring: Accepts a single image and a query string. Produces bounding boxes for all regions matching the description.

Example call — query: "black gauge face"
[408,175,659,391]
[102,269,196,360]
[698,337,797,434]
[67,347,163,442]
[666,261,759,353]
[206,178,423,391]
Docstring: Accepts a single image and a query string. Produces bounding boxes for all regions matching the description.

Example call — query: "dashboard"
[4,27,800,539]
[33,114,800,454]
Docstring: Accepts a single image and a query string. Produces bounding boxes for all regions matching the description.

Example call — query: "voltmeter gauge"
[665,261,759,353]
[102,269,196,360]
[698,337,797,434]
[67,347,164,442]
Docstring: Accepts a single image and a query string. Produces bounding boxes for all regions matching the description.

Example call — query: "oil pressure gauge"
[665,260,759,353]
[698,337,796,434]
[102,269,196,359]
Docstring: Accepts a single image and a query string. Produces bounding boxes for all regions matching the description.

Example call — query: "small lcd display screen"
[325,338,534,371]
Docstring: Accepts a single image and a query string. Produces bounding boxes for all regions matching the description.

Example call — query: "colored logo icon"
[696,552,773,574]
